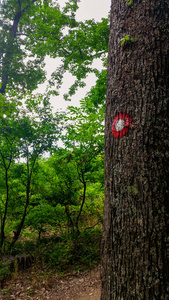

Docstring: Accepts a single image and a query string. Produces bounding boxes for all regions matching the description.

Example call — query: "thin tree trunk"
[0,169,9,249]
[76,176,86,234]
[101,0,169,299]
[65,205,75,233]
[10,178,31,248]
[0,150,12,250]
[10,153,37,248]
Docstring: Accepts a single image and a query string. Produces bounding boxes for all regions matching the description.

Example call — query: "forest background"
[0,0,110,283]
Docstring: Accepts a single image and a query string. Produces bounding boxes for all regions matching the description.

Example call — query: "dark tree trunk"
[10,179,31,248]
[0,150,12,251]
[101,0,169,299]
[75,174,86,234]
[0,12,21,94]
[0,169,10,250]
[10,154,36,248]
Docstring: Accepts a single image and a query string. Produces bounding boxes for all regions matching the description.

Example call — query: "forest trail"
[75,287,101,300]
[1,265,101,300]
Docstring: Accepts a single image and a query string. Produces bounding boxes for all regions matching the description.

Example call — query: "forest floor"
[0,265,101,300]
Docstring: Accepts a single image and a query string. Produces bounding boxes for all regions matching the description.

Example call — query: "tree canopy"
[0,0,109,96]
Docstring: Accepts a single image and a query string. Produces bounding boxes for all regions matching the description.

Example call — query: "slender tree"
[0,103,20,250]
[10,97,59,248]
[101,0,169,299]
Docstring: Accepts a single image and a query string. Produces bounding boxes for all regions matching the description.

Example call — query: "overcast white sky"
[38,0,110,112]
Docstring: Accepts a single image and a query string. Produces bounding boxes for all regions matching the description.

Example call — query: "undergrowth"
[35,227,102,272]
[0,260,11,284]
[0,227,102,285]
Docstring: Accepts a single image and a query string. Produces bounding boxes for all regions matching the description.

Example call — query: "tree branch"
[21,0,37,15]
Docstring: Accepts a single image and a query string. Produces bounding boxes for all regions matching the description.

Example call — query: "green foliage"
[25,204,66,238]
[82,69,107,109]
[121,35,138,46]
[0,260,11,282]
[125,0,133,5]
[0,92,61,249]
[36,228,101,271]
[26,3,109,97]
[127,186,138,195]
[1,0,109,98]
[0,0,106,277]
[0,0,46,94]
[0,64,105,248]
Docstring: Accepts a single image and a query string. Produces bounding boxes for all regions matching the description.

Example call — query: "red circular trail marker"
[112,113,132,139]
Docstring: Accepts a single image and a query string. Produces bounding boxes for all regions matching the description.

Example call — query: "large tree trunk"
[101,0,169,299]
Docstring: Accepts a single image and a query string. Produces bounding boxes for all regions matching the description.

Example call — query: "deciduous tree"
[0,93,59,249]
[0,0,87,95]
[101,0,169,298]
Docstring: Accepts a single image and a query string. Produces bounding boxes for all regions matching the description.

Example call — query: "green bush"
[36,235,74,270]
[72,228,102,267]
[0,260,11,283]
[36,228,102,271]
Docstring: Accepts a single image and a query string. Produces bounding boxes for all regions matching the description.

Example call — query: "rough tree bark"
[101,0,169,299]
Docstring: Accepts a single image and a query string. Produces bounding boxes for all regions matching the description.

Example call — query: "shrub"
[36,227,102,271]
[0,260,11,285]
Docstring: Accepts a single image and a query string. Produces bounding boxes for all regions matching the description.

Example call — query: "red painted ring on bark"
[112,113,132,139]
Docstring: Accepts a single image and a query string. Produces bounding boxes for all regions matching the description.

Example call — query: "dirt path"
[0,265,101,300]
